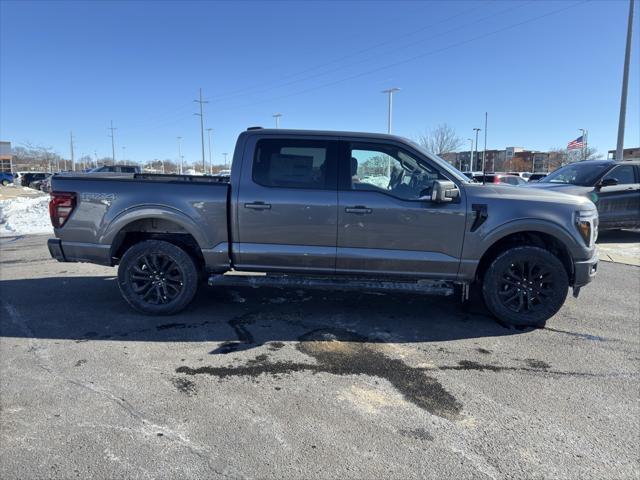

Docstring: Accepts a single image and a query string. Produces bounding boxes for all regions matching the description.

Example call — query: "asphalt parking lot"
[1,234,639,479]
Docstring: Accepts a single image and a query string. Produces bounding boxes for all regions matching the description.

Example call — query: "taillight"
[49,192,77,228]
[494,177,501,184]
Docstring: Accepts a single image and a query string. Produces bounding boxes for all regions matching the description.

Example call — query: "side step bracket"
[208,273,455,296]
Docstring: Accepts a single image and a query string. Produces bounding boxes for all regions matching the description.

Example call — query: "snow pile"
[0,195,53,236]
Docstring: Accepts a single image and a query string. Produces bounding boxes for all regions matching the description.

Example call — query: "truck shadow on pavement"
[1,275,527,349]
[1,275,549,421]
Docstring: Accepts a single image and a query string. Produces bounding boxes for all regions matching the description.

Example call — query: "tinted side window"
[253,139,337,189]
[603,165,636,185]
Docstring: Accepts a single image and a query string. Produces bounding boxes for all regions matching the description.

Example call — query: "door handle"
[244,202,271,210]
[345,206,372,214]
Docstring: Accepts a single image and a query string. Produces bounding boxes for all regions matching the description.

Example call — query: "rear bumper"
[573,250,599,287]
[48,238,66,262]
[47,238,112,266]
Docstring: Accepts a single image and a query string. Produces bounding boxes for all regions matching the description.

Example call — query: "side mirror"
[431,180,459,203]
[599,177,618,188]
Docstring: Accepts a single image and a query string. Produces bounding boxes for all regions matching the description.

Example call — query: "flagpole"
[585,130,588,159]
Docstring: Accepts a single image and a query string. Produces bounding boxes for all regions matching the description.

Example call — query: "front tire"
[482,246,568,327]
[118,240,199,315]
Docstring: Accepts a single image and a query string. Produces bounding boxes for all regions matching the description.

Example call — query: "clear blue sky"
[1,0,638,165]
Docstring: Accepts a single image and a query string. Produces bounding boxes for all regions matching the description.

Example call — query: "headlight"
[575,211,596,247]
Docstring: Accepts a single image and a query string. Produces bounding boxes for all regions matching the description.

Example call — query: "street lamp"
[223,153,228,169]
[206,128,213,174]
[466,138,473,171]
[381,88,400,134]
[273,113,282,128]
[473,128,481,171]
[177,136,183,174]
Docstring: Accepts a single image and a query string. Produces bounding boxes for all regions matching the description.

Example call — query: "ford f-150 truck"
[47,128,599,327]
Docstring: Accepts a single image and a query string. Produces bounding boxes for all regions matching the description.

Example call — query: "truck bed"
[50,173,230,269]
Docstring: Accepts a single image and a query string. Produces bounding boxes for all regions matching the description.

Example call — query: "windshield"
[540,162,611,186]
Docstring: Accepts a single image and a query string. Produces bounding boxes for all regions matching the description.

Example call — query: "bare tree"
[417,124,464,155]
[548,146,600,170]
[12,142,63,172]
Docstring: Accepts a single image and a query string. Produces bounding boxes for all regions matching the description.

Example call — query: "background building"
[0,141,12,173]
[607,147,640,161]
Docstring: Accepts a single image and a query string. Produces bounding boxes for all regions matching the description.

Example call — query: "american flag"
[567,136,584,150]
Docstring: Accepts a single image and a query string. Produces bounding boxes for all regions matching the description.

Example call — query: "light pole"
[177,136,183,174]
[108,120,117,165]
[223,153,228,169]
[273,113,282,128]
[194,88,208,173]
[381,88,400,134]
[616,0,634,162]
[472,128,481,171]
[206,128,213,175]
[467,138,473,171]
[381,87,400,178]
[483,112,488,173]
[69,131,75,172]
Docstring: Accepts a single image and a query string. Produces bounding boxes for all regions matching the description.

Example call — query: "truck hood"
[465,183,595,210]
[523,182,593,197]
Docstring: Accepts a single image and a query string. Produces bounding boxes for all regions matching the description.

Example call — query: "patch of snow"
[0,195,53,236]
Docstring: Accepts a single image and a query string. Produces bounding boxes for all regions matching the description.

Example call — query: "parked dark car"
[21,172,48,187]
[528,173,547,182]
[526,160,640,230]
[40,175,53,193]
[89,165,141,173]
[0,172,13,186]
[472,173,527,185]
[30,173,53,191]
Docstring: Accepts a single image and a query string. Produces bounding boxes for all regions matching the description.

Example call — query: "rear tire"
[118,240,199,315]
[1,179,8,186]
[482,246,568,327]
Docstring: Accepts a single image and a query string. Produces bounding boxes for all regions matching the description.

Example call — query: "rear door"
[336,141,466,278]
[597,164,640,228]
[234,136,339,272]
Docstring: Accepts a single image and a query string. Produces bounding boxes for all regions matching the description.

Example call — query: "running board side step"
[208,273,455,296]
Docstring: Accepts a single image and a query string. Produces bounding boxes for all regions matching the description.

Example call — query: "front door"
[336,141,466,278]
[235,137,339,272]
[596,164,640,229]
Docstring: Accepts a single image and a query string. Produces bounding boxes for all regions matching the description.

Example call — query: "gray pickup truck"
[47,128,599,327]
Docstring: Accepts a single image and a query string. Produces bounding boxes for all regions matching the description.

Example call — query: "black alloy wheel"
[118,240,199,315]
[482,246,568,327]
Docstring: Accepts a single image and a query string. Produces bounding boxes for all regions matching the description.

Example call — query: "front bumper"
[573,249,599,287]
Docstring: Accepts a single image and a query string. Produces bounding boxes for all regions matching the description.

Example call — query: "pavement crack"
[439,360,636,378]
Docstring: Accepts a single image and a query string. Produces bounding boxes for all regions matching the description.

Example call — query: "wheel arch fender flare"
[476,218,580,260]
[101,205,210,251]
[467,218,582,282]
